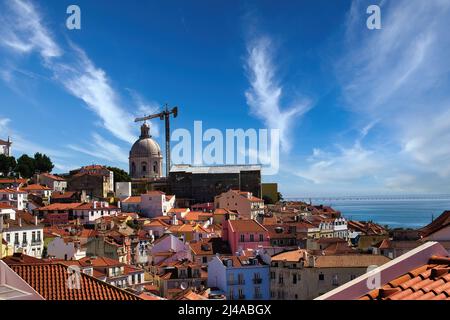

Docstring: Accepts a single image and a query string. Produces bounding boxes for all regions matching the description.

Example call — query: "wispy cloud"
[0,116,68,160]
[307,0,450,193]
[0,0,137,143]
[296,142,383,185]
[127,88,161,137]
[245,36,312,153]
[67,133,129,165]
[0,0,61,59]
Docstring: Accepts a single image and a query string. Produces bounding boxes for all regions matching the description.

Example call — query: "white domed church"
[129,122,163,180]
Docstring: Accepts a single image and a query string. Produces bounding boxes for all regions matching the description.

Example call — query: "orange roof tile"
[122,196,141,203]
[228,219,268,233]
[360,255,450,300]
[8,263,141,300]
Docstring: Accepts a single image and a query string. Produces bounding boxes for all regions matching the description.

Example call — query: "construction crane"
[135,103,178,178]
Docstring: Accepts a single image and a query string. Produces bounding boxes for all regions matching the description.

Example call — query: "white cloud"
[244,36,312,153]
[0,0,61,59]
[297,142,383,185]
[0,0,137,143]
[67,132,129,165]
[329,0,450,192]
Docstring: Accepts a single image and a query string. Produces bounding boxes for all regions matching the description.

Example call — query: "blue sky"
[1,0,450,197]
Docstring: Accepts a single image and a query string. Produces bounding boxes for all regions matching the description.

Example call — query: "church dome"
[129,123,162,158]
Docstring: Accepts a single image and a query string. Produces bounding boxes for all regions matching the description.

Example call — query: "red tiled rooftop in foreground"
[316,241,450,300]
[228,219,268,233]
[360,255,450,300]
[8,263,141,300]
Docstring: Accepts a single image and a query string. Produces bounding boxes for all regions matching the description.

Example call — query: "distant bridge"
[286,194,450,202]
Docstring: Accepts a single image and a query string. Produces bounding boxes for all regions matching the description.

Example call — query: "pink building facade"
[222,219,270,254]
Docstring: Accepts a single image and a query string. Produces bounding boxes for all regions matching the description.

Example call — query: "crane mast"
[134,104,178,178]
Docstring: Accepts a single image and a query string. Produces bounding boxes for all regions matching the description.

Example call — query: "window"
[238,273,244,284]
[259,234,263,241]
[32,231,36,242]
[6,233,10,242]
[240,234,245,242]
[350,274,356,280]
[131,162,136,175]
[202,256,208,264]
[22,232,27,244]
[153,161,157,173]
[270,271,275,280]
[332,274,339,286]
[250,234,254,242]
[14,233,19,244]
[319,273,325,281]
[142,162,147,172]
[278,274,284,284]
[293,274,297,284]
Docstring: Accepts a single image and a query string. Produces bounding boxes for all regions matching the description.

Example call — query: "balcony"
[253,278,262,284]
[227,279,245,285]
[31,240,42,246]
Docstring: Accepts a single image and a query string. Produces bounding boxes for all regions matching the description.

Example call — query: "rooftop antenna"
[135,103,178,177]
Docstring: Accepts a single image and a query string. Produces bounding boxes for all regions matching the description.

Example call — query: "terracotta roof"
[228,219,268,233]
[51,191,78,199]
[174,289,208,300]
[360,255,450,300]
[122,196,141,203]
[0,202,13,209]
[38,203,82,211]
[2,253,48,265]
[0,178,27,184]
[314,255,390,268]
[21,184,52,191]
[145,190,165,196]
[0,188,26,194]
[264,225,296,239]
[76,202,118,210]
[7,262,141,300]
[271,249,308,262]
[183,211,213,221]
[40,173,66,181]
[168,208,190,213]
[189,237,231,256]
[419,211,450,238]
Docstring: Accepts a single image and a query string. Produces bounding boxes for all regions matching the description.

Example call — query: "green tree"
[0,154,16,176]
[277,192,284,202]
[34,152,54,173]
[107,166,131,183]
[15,154,35,178]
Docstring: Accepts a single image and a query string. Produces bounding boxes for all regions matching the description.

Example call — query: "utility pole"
[135,104,178,177]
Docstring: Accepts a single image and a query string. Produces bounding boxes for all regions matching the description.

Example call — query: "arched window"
[131,162,136,175]
[142,162,147,173]
[153,161,157,173]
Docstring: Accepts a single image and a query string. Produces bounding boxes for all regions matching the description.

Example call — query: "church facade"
[0,137,12,157]
[129,123,163,181]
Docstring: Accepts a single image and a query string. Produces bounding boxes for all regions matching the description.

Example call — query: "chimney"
[34,215,38,226]
[93,201,97,209]
[19,217,22,227]
[308,254,315,267]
